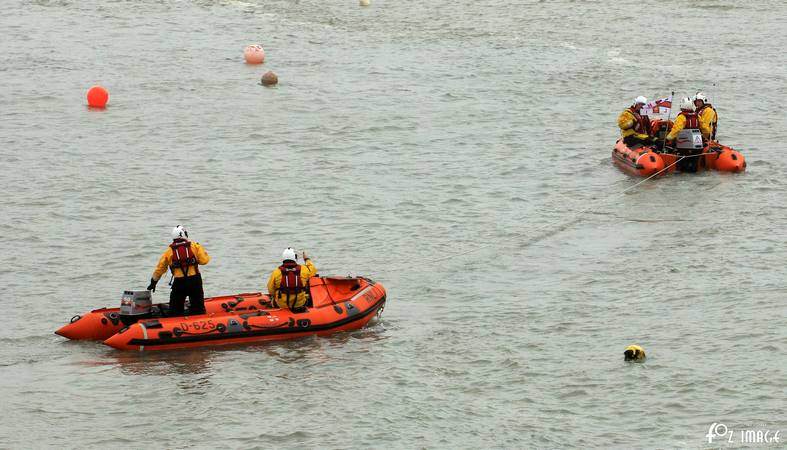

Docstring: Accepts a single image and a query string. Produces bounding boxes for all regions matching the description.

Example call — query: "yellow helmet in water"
[624,344,646,361]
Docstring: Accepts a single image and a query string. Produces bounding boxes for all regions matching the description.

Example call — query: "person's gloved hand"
[147,278,158,292]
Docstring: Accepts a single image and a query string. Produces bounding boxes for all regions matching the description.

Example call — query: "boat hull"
[103,278,386,351]
[612,139,745,177]
[55,292,272,341]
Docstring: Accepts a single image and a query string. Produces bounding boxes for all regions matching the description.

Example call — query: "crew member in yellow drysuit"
[666,97,700,142]
[693,92,718,142]
[618,96,655,147]
[147,225,210,316]
[267,248,317,313]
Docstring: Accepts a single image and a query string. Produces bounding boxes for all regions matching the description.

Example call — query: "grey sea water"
[1,0,786,448]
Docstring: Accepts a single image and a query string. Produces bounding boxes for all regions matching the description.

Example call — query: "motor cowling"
[119,290,153,325]
[676,129,703,151]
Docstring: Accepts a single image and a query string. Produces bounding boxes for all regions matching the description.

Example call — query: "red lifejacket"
[169,239,198,275]
[628,107,650,135]
[697,103,718,139]
[679,111,699,129]
[278,261,303,307]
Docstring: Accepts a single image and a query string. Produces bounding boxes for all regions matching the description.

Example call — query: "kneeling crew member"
[147,225,210,316]
[666,97,700,143]
[618,96,655,147]
[267,248,317,313]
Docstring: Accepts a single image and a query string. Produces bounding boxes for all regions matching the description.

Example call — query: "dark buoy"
[260,70,278,86]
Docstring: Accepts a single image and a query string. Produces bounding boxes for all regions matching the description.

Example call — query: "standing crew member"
[666,97,700,142]
[147,225,210,316]
[267,248,317,313]
[618,96,656,147]
[693,92,718,142]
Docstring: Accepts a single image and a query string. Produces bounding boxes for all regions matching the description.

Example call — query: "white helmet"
[281,247,297,261]
[634,95,647,105]
[694,92,708,103]
[680,97,695,112]
[171,225,189,240]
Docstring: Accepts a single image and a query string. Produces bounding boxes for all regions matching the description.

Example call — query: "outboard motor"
[675,128,704,152]
[675,128,705,172]
[119,290,153,325]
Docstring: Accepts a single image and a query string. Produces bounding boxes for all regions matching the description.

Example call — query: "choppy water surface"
[1,0,786,448]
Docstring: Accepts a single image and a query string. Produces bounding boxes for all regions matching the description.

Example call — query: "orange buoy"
[243,44,265,64]
[86,86,109,108]
[260,70,278,86]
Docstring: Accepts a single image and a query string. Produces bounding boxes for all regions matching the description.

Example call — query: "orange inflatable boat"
[56,276,386,351]
[612,119,746,177]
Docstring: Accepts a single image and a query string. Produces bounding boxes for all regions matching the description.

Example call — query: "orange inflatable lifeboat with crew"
[56,276,386,351]
[612,119,746,177]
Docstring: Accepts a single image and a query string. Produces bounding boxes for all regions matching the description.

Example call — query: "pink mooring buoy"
[243,44,265,64]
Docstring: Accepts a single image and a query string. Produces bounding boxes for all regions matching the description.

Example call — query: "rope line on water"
[381,152,715,273]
